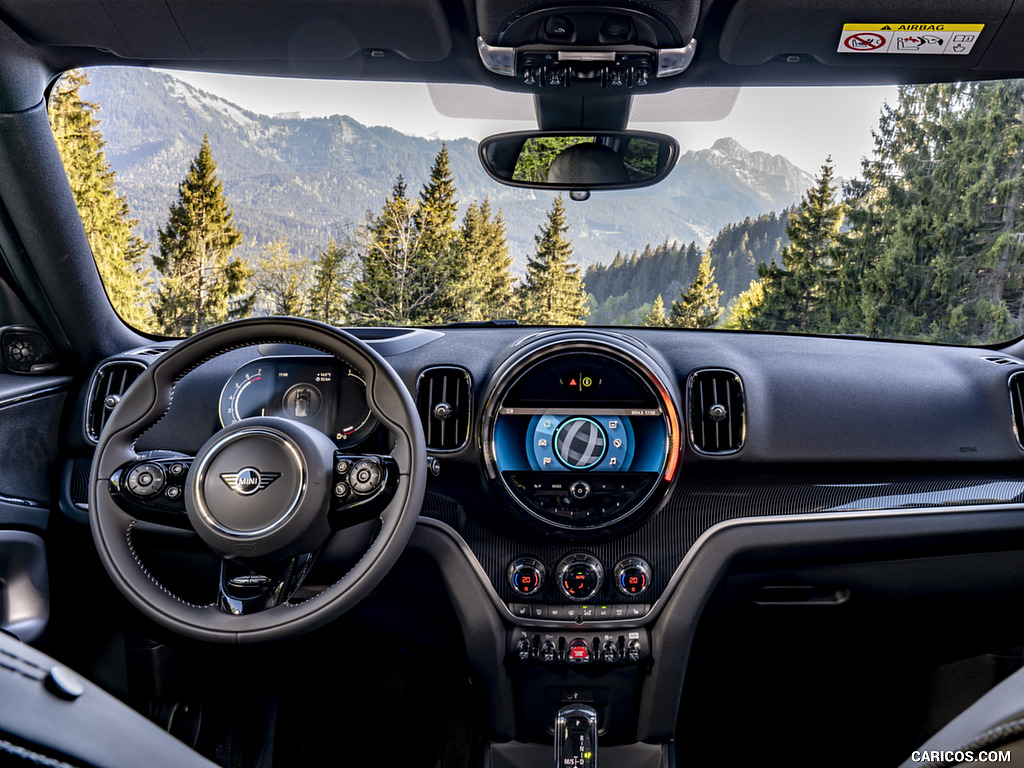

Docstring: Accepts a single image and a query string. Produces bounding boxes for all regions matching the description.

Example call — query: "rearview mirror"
[478,130,679,193]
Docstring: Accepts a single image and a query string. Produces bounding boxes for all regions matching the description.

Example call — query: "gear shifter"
[555,704,597,767]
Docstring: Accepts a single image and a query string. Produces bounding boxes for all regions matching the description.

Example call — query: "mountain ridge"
[80,68,814,273]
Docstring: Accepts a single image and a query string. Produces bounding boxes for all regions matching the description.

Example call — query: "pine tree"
[519,196,588,325]
[416,144,458,257]
[744,159,846,332]
[251,240,311,316]
[642,294,670,327]
[348,175,442,325]
[847,82,1024,343]
[456,198,516,321]
[671,251,723,328]
[307,239,354,326]
[153,135,251,336]
[722,278,767,329]
[415,145,463,321]
[48,70,154,331]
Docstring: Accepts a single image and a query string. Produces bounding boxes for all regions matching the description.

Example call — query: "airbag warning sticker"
[838,24,984,55]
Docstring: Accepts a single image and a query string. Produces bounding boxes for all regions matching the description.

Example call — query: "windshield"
[47,67,1024,345]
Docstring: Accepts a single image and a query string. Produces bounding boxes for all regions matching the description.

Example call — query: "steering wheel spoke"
[329,453,399,529]
[108,455,195,529]
[216,551,318,615]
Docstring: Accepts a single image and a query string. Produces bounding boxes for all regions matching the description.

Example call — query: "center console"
[476,331,682,752]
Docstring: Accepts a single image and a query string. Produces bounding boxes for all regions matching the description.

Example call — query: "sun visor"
[719,0,1012,69]
[0,0,453,62]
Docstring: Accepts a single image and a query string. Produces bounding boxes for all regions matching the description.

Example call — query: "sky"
[168,70,895,179]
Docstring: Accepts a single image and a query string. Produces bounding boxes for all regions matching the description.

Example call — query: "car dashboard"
[52,323,1024,762]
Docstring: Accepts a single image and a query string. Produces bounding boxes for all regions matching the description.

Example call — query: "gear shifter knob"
[555,704,597,767]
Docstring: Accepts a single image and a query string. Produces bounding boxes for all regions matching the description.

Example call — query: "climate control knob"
[556,554,603,601]
[508,557,546,596]
[613,557,651,596]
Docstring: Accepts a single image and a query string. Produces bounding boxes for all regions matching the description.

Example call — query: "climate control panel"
[506,554,651,619]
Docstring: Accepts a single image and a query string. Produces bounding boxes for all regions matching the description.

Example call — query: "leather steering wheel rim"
[88,317,427,643]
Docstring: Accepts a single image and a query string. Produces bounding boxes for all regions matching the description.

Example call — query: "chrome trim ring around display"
[191,427,307,539]
[482,338,678,532]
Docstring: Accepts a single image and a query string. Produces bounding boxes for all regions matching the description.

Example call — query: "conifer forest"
[49,71,1024,345]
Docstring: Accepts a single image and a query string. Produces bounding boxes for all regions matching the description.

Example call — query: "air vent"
[687,369,745,455]
[1010,373,1024,450]
[85,360,146,442]
[984,355,1024,366]
[417,367,471,452]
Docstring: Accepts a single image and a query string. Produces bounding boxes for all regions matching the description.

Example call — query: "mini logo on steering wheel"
[220,467,280,496]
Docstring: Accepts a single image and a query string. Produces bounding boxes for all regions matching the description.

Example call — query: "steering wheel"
[88,317,426,643]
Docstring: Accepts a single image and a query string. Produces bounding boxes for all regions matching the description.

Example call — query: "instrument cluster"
[218,356,379,445]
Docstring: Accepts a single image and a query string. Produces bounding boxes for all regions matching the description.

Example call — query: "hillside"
[81,68,813,272]
[585,211,791,325]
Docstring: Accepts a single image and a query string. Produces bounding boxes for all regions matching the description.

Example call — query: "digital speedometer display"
[218,356,378,444]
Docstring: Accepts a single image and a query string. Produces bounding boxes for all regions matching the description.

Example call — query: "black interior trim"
[644,506,1024,741]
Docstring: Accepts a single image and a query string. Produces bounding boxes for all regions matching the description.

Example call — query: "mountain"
[81,68,814,272]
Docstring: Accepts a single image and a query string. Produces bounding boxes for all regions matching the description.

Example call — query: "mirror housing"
[478,130,679,192]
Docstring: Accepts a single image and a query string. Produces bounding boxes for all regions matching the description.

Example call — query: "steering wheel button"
[335,459,351,475]
[334,482,349,498]
[127,464,165,496]
[165,485,181,500]
[168,462,185,476]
